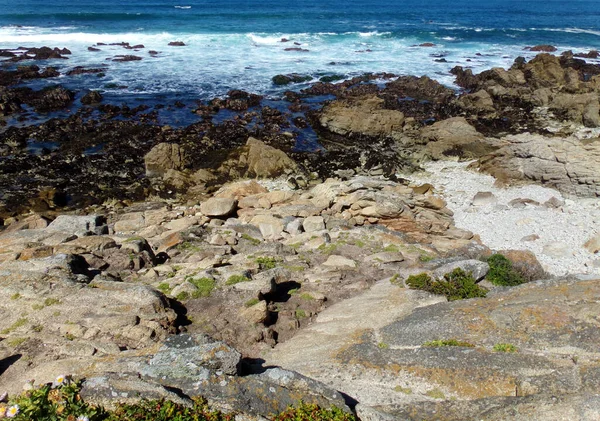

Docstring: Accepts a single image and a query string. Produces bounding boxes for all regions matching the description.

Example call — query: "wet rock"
[81,90,103,105]
[168,41,186,46]
[112,55,143,62]
[272,74,312,86]
[527,44,557,52]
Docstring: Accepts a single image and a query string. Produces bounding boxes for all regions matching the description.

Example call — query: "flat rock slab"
[265,275,600,419]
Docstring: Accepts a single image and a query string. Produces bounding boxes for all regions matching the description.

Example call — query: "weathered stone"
[245,138,297,178]
[584,234,600,254]
[433,259,490,281]
[144,143,188,177]
[200,198,238,217]
[322,255,357,268]
[472,192,497,206]
[113,212,145,233]
[302,216,325,233]
[47,215,107,236]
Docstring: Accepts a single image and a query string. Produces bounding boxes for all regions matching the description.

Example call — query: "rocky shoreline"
[1,47,600,420]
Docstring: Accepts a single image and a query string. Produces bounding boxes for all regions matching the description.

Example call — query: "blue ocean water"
[1,0,600,100]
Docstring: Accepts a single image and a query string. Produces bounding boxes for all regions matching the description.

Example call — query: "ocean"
[1,0,600,102]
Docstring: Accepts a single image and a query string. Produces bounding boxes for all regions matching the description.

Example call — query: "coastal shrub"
[187,277,216,298]
[226,275,251,285]
[272,402,357,421]
[422,339,475,348]
[486,254,526,286]
[2,379,356,421]
[255,256,278,270]
[406,269,487,301]
[493,343,518,353]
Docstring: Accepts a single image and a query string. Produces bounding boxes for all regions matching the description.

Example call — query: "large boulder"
[474,133,600,197]
[420,117,491,160]
[144,143,188,177]
[319,96,405,140]
[245,137,297,178]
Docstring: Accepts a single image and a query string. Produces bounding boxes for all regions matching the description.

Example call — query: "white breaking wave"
[174,6,191,9]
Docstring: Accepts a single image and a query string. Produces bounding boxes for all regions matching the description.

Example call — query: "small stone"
[584,234,600,254]
[322,255,357,268]
[240,300,269,324]
[521,234,540,242]
[303,216,325,233]
[472,192,497,206]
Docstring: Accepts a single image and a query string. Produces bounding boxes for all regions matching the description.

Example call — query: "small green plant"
[383,244,400,253]
[425,388,446,399]
[295,309,307,319]
[6,378,107,421]
[44,298,60,306]
[486,254,526,286]
[272,402,357,421]
[65,333,76,341]
[226,274,251,285]
[394,386,412,394]
[32,325,43,333]
[32,304,45,311]
[317,243,338,254]
[493,343,518,353]
[255,256,278,270]
[423,339,475,348]
[354,239,366,248]
[241,233,261,245]
[377,342,389,349]
[177,241,202,253]
[188,277,216,298]
[244,298,260,308]
[389,274,403,286]
[7,337,27,347]
[157,283,172,294]
[418,254,434,263]
[3,378,355,421]
[288,288,299,295]
[10,293,21,300]
[300,293,314,301]
[406,269,487,301]
[176,291,190,301]
[1,317,28,334]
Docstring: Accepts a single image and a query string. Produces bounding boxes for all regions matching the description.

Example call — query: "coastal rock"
[200,197,238,217]
[81,90,103,105]
[473,133,600,197]
[420,117,488,160]
[144,143,188,177]
[245,137,297,178]
[168,41,186,46]
[272,74,312,85]
[319,95,405,140]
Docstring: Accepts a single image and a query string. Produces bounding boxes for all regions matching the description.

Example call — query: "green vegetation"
[244,298,260,308]
[389,274,403,287]
[425,388,446,399]
[65,333,75,341]
[486,254,526,286]
[377,342,389,349]
[300,293,314,301]
[255,256,278,270]
[406,268,488,301]
[393,386,412,394]
[176,242,202,253]
[317,243,338,254]
[187,277,216,298]
[493,343,518,353]
[44,298,60,306]
[157,283,172,294]
[241,233,261,246]
[226,275,251,285]
[295,309,307,319]
[176,291,190,301]
[418,254,434,263]
[272,402,357,421]
[1,317,28,334]
[383,244,400,253]
[2,380,356,421]
[7,337,27,347]
[423,339,475,348]
[10,293,21,300]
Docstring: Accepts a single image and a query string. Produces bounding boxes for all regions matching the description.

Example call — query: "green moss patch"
[406,268,487,301]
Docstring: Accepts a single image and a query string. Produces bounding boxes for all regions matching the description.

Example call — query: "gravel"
[407,161,600,276]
